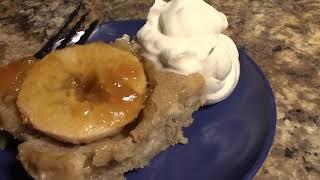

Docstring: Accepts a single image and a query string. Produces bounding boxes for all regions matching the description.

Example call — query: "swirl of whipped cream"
[137,0,240,105]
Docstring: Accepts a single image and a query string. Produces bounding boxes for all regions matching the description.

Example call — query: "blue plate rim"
[93,19,277,179]
[240,51,277,179]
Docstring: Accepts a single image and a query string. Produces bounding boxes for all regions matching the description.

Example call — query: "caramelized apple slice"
[17,42,147,144]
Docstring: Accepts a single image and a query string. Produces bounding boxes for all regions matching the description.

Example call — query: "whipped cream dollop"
[137,0,240,105]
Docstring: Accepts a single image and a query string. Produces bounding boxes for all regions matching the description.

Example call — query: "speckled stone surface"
[0,0,319,179]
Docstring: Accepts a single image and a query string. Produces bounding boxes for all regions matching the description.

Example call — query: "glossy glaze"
[0,57,35,97]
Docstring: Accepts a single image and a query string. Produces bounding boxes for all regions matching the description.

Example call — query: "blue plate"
[0,20,276,180]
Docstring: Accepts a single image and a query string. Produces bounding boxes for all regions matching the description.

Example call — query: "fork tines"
[56,10,90,49]
[76,19,99,45]
[34,3,99,59]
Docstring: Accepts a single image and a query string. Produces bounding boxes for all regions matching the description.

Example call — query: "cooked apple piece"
[17,42,147,144]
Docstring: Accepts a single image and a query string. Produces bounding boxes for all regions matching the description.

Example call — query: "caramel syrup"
[0,57,35,98]
[63,61,145,128]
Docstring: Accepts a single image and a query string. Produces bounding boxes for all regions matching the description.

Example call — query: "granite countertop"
[0,0,319,179]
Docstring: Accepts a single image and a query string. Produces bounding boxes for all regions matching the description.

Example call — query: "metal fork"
[34,3,99,59]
